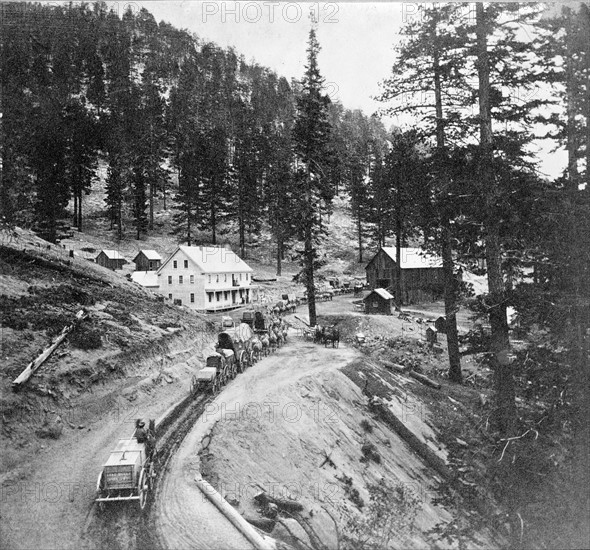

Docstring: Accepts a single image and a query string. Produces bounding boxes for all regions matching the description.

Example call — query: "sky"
[145,1,405,119]
[32,0,567,178]
[140,1,567,179]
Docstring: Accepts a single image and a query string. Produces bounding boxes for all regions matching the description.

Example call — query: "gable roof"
[159,246,253,274]
[364,288,394,301]
[366,247,443,270]
[98,250,126,261]
[134,250,161,262]
[131,271,159,288]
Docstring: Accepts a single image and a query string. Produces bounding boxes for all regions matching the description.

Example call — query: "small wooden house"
[363,288,394,315]
[365,247,445,305]
[133,250,162,272]
[96,250,127,270]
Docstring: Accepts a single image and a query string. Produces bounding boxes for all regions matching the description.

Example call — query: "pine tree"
[292,27,333,326]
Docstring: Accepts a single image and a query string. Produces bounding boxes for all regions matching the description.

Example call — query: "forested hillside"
[1,3,589,547]
[0,1,389,272]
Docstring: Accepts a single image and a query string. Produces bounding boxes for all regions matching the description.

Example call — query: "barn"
[365,247,445,305]
[133,250,162,272]
[363,288,394,315]
[95,250,127,271]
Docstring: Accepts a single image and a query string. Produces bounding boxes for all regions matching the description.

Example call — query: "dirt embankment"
[189,309,503,550]
[0,232,219,550]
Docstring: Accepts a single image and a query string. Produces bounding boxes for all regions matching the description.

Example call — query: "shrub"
[70,325,102,350]
[360,419,374,433]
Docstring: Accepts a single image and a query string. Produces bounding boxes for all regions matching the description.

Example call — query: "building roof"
[134,250,162,262]
[131,271,159,288]
[367,247,443,270]
[159,246,253,274]
[98,250,126,261]
[365,288,394,301]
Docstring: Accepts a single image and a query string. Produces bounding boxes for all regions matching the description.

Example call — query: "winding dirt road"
[154,332,359,550]
[1,313,359,550]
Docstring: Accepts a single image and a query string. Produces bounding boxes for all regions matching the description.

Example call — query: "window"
[246,273,249,280]
[184,260,188,268]
[168,276,172,285]
[240,273,242,281]
[224,291,229,300]
[190,275,195,284]
[216,292,222,302]
[179,275,183,284]
[190,293,195,303]
[216,275,219,283]
[208,275,211,283]
[224,274,227,282]
[173,260,177,269]
[208,293,213,303]
[168,294,172,300]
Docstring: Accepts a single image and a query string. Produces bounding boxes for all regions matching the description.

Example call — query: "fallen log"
[12,309,87,391]
[244,515,276,532]
[381,360,410,373]
[195,478,274,550]
[294,315,310,327]
[408,369,441,390]
[370,401,454,483]
[254,490,304,513]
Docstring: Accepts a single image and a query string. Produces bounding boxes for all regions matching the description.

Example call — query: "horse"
[268,331,277,352]
[251,337,263,361]
[260,334,270,356]
[323,326,340,348]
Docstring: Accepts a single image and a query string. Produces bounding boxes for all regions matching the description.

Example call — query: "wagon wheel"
[212,376,220,395]
[238,351,246,372]
[249,350,255,366]
[138,468,148,510]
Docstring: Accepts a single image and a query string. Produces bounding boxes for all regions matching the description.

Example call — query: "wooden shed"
[365,247,445,305]
[96,250,127,270]
[133,250,162,271]
[363,288,394,315]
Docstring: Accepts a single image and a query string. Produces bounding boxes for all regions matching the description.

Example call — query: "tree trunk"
[395,217,402,306]
[357,208,363,263]
[564,7,579,192]
[77,186,83,233]
[433,36,462,383]
[73,193,78,229]
[305,223,317,326]
[442,220,462,382]
[476,2,515,435]
[276,223,282,276]
[305,167,317,327]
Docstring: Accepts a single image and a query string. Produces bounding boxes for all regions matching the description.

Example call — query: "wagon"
[191,366,220,395]
[241,310,255,328]
[218,326,256,371]
[190,351,233,395]
[96,420,156,511]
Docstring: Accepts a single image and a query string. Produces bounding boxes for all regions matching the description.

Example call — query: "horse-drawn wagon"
[96,419,156,511]
[191,347,235,395]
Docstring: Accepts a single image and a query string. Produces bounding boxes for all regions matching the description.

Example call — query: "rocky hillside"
[0,227,219,468]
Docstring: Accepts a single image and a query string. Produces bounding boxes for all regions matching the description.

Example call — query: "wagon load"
[96,419,156,511]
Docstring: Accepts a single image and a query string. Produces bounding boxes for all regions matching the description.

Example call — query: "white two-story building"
[155,245,254,311]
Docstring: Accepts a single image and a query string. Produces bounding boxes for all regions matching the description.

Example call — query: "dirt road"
[154,332,360,550]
